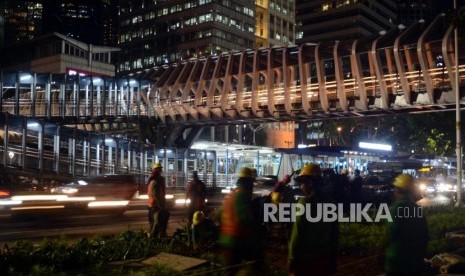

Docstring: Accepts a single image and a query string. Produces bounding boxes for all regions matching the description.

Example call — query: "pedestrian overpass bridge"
[0,13,464,187]
[0,13,464,131]
[145,15,464,125]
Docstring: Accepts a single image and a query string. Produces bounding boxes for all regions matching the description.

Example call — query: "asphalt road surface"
[0,194,226,244]
[0,192,453,244]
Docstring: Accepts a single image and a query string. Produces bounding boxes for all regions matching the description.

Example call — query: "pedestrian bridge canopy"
[0,13,464,128]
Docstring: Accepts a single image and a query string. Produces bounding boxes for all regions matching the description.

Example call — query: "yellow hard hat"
[237,167,254,178]
[193,211,205,226]
[341,168,348,175]
[393,173,414,189]
[299,163,322,177]
[153,162,163,169]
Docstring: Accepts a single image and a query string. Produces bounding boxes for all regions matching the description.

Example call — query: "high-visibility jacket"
[147,174,166,209]
[219,189,253,247]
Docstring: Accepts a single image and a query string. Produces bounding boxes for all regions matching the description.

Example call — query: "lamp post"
[454,0,462,206]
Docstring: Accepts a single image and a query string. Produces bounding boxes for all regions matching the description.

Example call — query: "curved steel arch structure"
[143,13,464,125]
[0,14,464,130]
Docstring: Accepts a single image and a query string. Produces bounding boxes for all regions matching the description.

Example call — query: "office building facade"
[2,0,117,47]
[2,0,43,46]
[118,0,256,75]
[296,0,397,44]
[255,0,296,47]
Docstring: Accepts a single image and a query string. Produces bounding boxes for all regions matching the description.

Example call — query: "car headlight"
[438,183,454,192]
[175,198,190,204]
[222,188,233,194]
[165,194,174,199]
[51,187,79,194]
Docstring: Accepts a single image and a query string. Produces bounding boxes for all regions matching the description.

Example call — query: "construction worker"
[288,163,338,276]
[219,167,262,275]
[271,174,292,206]
[385,173,429,276]
[268,174,293,240]
[350,169,364,203]
[186,171,207,226]
[147,162,168,238]
[191,210,218,251]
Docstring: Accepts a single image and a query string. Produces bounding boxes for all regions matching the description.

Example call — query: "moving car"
[415,178,437,197]
[436,178,457,195]
[52,174,138,200]
[2,174,140,214]
[361,174,396,205]
[221,174,279,198]
[362,173,424,204]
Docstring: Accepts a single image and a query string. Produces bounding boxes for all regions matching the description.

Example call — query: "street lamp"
[284,140,292,148]
[454,0,462,206]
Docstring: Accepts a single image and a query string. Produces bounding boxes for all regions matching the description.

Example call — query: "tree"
[319,111,458,156]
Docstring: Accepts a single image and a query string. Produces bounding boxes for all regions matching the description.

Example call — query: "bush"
[3,205,465,274]
[338,205,465,256]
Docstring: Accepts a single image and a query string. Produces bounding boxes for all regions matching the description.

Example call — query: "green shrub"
[3,205,465,274]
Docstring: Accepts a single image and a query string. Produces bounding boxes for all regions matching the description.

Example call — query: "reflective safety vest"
[220,190,251,240]
[147,174,166,209]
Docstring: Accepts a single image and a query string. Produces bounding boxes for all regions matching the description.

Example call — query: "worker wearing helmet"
[147,162,168,238]
[219,167,262,275]
[385,173,429,275]
[186,171,207,227]
[271,174,292,205]
[288,163,338,275]
[191,210,218,251]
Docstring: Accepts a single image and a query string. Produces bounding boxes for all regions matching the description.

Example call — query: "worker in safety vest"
[288,163,338,276]
[385,173,429,275]
[147,162,167,238]
[219,167,262,275]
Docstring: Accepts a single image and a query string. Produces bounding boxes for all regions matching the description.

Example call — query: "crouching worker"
[191,211,219,250]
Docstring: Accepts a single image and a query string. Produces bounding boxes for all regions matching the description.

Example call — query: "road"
[0,192,225,244]
[0,192,454,244]
[417,193,454,207]
[0,206,187,243]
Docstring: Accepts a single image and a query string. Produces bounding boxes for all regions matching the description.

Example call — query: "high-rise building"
[2,0,43,46]
[296,0,397,44]
[395,0,433,25]
[118,0,296,75]
[255,0,296,48]
[2,0,118,47]
[0,1,4,45]
[117,0,256,75]
[101,0,119,47]
[42,0,104,45]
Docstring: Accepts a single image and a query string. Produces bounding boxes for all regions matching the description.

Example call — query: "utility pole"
[454,0,462,206]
